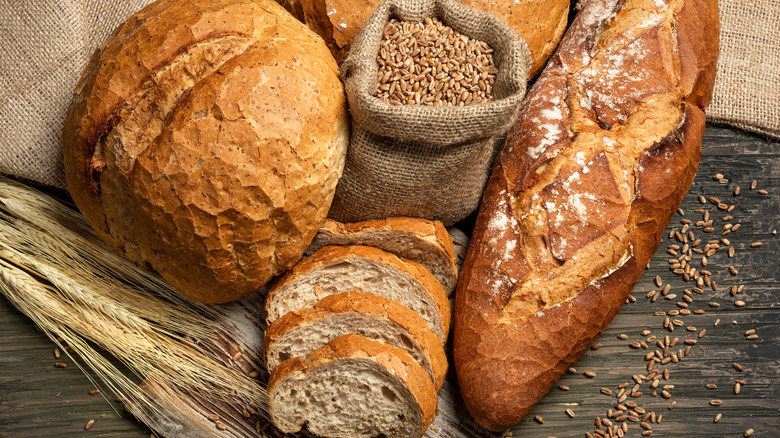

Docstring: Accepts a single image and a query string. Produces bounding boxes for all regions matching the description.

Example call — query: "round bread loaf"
[281,0,569,76]
[62,0,349,303]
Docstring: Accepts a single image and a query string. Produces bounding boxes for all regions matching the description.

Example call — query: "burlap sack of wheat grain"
[328,0,531,226]
[0,0,778,190]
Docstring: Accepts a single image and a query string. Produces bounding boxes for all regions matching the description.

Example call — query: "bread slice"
[264,291,447,389]
[265,245,451,342]
[268,334,437,438]
[306,218,459,295]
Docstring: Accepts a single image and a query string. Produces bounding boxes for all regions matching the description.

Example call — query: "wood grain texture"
[1,125,778,437]
[0,300,153,437]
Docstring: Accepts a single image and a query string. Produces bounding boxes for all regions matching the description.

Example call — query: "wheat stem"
[0,177,269,431]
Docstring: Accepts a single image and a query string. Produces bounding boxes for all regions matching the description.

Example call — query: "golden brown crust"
[264,291,448,389]
[458,0,570,76]
[453,0,719,430]
[62,0,348,303]
[266,245,451,340]
[267,334,438,434]
[307,217,458,294]
[282,0,569,75]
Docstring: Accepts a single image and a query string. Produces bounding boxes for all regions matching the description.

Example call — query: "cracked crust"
[264,291,448,389]
[453,0,719,430]
[280,0,569,76]
[62,0,348,303]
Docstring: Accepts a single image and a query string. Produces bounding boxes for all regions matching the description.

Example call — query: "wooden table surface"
[1,124,778,437]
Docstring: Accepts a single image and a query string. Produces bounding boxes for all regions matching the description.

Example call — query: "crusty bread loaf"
[264,291,447,389]
[62,0,348,303]
[306,218,458,295]
[268,334,437,438]
[279,0,569,76]
[453,0,719,430]
[265,245,450,342]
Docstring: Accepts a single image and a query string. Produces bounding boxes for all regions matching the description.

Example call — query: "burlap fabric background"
[0,0,157,188]
[706,0,780,138]
[330,0,531,226]
[0,0,778,192]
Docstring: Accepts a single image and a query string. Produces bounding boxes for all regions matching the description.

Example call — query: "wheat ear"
[0,176,269,433]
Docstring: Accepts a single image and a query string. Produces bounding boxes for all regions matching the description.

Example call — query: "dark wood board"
[1,124,778,437]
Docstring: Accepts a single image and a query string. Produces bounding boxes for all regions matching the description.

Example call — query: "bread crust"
[268,334,438,436]
[282,0,569,76]
[453,0,719,430]
[266,245,451,341]
[264,291,448,389]
[62,0,348,303]
[307,218,458,294]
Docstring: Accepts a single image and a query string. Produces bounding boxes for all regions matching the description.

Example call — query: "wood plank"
[517,308,780,438]
[1,125,778,437]
[510,125,780,438]
[0,299,153,437]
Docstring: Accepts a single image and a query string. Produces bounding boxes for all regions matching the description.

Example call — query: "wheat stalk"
[0,176,269,432]
[0,260,162,414]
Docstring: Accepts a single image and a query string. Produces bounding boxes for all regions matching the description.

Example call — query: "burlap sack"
[328,0,531,226]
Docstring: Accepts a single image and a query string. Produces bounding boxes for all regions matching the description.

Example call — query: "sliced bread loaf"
[268,334,437,438]
[306,218,458,295]
[264,291,447,389]
[265,245,451,342]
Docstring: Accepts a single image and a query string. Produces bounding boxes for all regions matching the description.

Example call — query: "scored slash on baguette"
[264,291,448,389]
[306,218,459,295]
[268,334,438,438]
[265,245,451,343]
[453,0,720,431]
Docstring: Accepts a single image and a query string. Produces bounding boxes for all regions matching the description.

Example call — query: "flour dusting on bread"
[455,0,720,429]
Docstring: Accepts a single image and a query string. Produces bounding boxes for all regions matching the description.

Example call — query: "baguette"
[264,291,448,389]
[265,245,451,342]
[268,334,437,438]
[453,0,719,430]
[306,218,458,295]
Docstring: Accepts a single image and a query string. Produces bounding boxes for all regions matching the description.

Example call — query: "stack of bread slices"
[264,217,458,438]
